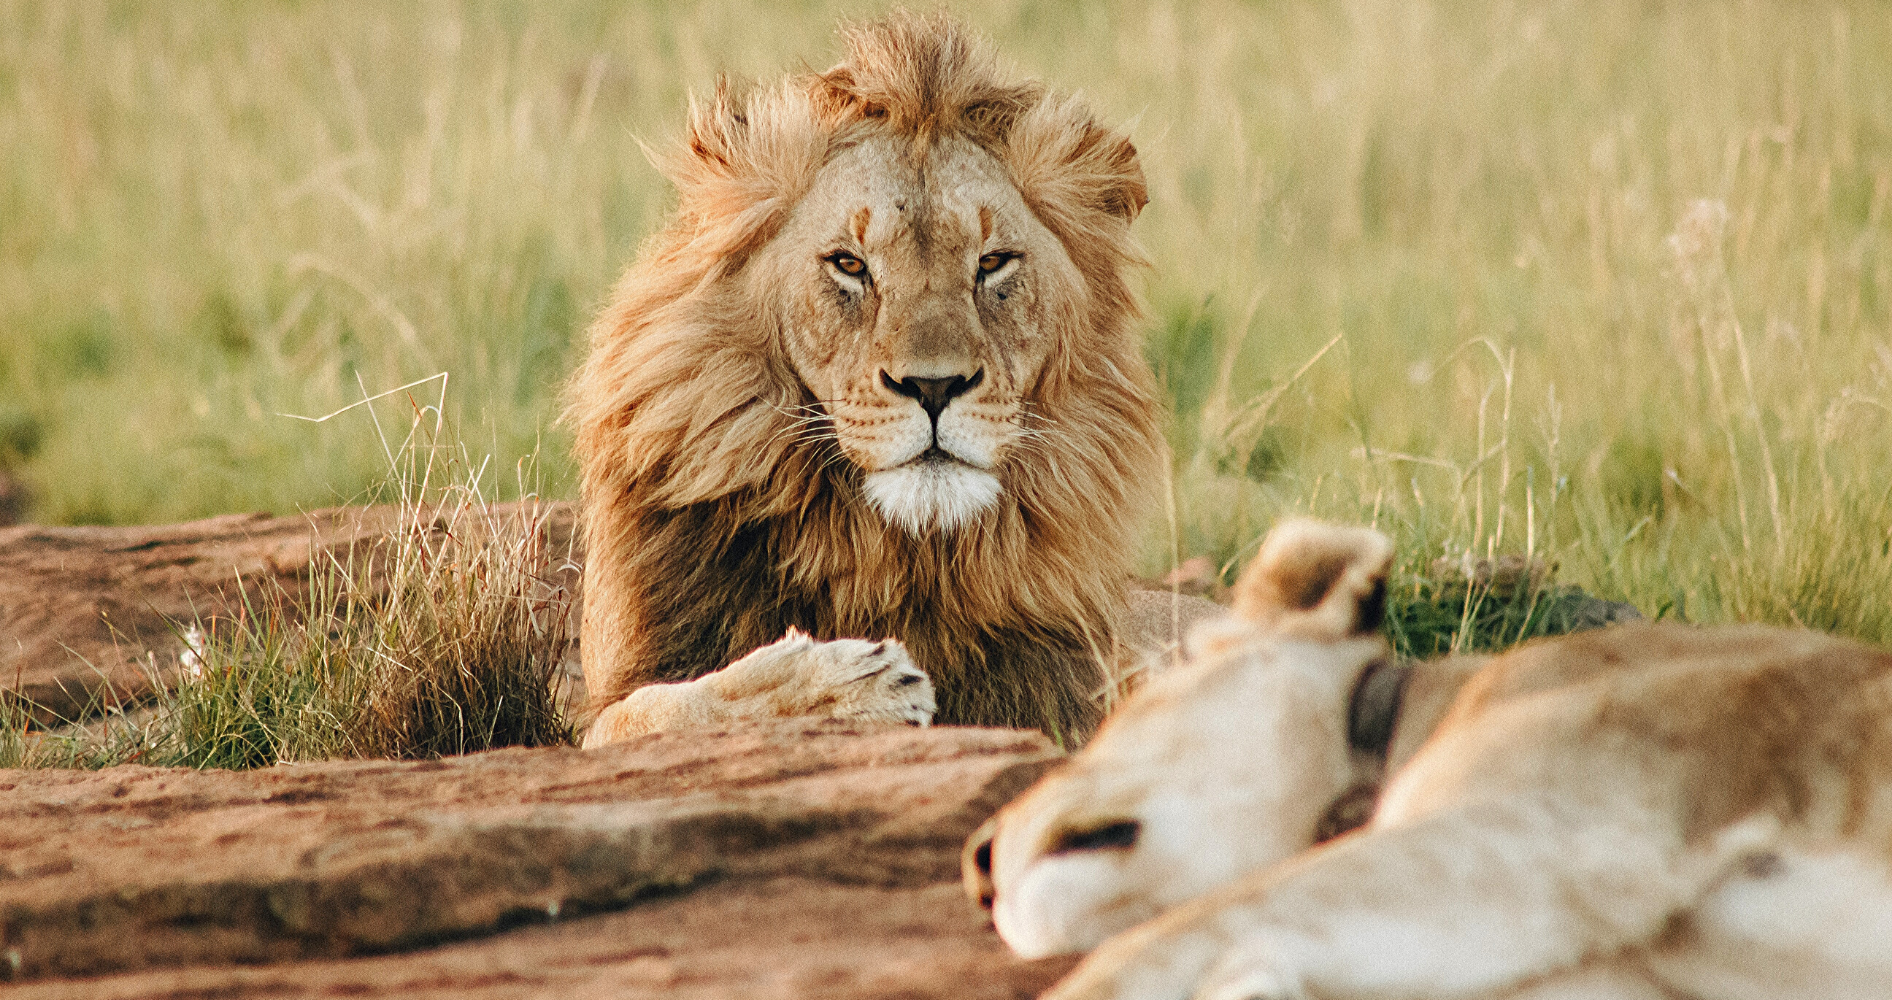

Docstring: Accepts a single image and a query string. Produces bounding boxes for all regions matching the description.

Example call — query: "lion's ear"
[658,76,826,268]
[1004,95,1148,225]
[1231,519,1394,642]
[679,76,749,177]
[1080,127,1148,223]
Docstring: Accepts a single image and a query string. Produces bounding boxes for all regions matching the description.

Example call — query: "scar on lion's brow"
[979,205,993,242]
[851,207,872,245]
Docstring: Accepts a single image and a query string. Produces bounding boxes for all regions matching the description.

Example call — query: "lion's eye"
[978,252,1017,276]
[827,253,868,279]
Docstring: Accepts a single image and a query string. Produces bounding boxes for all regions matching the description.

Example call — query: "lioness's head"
[965,520,1396,958]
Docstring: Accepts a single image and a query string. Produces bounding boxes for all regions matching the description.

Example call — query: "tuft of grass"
[1383,555,1639,659]
[159,489,575,769]
[156,398,578,769]
[4,399,578,771]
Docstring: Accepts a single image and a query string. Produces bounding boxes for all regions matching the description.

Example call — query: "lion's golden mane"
[566,12,1163,740]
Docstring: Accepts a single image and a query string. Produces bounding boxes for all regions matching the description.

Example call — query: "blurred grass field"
[4,1,1891,646]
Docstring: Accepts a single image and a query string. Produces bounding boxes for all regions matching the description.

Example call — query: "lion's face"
[753,133,1080,534]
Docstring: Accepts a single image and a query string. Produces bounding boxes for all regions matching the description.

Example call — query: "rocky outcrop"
[0,503,578,725]
[0,505,1653,999]
[0,719,1073,997]
[0,506,1073,997]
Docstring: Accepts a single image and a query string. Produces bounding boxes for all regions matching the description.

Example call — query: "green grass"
[0,420,577,771]
[154,485,576,768]
[4,1,1891,656]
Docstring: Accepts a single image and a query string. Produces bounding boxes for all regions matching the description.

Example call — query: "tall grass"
[0,398,578,770]
[157,483,575,769]
[2,2,1889,646]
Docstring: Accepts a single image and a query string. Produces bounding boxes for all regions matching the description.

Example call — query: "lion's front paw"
[807,633,938,727]
[721,628,937,727]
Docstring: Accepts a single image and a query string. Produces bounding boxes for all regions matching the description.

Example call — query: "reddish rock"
[0,509,1076,996]
[0,502,578,724]
[0,720,1065,995]
[5,879,1077,1000]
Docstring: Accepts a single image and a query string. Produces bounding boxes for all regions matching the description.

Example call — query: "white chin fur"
[995,854,1157,959]
[864,461,1001,534]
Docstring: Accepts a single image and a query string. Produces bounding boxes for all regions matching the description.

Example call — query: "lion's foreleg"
[580,674,727,747]
[1047,797,1765,1000]
[579,630,935,747]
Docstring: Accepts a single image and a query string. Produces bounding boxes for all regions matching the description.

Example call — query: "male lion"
[567,13,1216,747]
[970,519,1892,998]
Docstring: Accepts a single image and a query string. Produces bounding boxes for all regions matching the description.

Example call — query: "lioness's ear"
[1231,519,1394,641]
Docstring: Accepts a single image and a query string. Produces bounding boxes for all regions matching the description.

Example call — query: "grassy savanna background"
[4,1,1891,655]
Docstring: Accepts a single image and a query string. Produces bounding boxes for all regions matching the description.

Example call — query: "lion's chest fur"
[614,493,1122,738]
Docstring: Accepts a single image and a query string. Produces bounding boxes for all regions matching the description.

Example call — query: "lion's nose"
[881,369,984,421]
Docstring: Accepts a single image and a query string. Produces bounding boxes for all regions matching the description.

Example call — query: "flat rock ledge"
[0,503,579,725]
[0,720,1075,998]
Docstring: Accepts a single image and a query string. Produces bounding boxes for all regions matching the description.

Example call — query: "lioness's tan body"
[982,520,1892,999]
[1339,622,1892,999]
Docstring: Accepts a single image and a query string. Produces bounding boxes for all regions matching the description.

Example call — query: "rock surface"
[0,503,1662,999]
[0,503,578,725]
[0,505,1073,997]
[1,720,1073,997]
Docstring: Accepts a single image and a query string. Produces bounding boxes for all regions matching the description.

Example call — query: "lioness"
[970,519,1892,998]
[566,12,1217,747]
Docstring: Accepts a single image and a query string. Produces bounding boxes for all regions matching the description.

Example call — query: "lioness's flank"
[974,519,1892,998]
[567,12,1216,746]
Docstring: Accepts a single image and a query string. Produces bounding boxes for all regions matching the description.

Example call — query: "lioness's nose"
[962,814,999,913]
[881,369,983,421]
